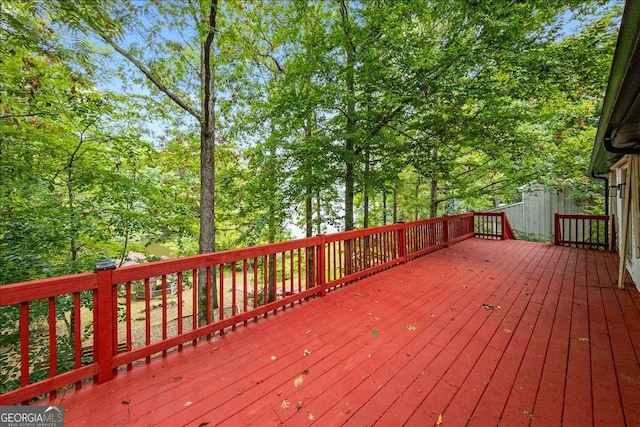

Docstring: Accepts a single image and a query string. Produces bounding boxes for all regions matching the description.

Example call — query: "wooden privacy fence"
[554,214,615,250]
[0,212,507,405]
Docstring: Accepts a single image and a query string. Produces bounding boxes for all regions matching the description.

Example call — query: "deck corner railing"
[473,211,516,240]
[553,213,615,250]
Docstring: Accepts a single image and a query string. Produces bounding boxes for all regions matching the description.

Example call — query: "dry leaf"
[173,376,183,382]
[121,399,131,405]
[296,401,303,410]
[578,337,589,343]
[407,325,417,332]
[277,390,282,396]
[271,355,277,361]
[503,328,512,334]
[294,376,304,387]
[374,317,380,320]
[281,399,290,409]
[436,413,443,425]
[198,422,210,427]
[308,412,315,421]
[184,401,192,407]
[303,349,311,356]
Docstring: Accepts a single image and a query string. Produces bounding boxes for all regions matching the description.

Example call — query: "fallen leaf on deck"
[302,369,310,375]
[304,330,312,335]
[374,317,380,320]
[184,401,192,407]
[281,399,290,409]
[303,349,311,356]
[294,376,304,387]
[578,337,589,343]
[461,285,467,290]
[436,413,443,425]
[503,328,512,334]
[349,308,354,312]
[173,376,183,382]
[407,325,417,332]
[523,410,534,419]
[374,300,379,304]
[277,390,282,396]
[198,422,210,427]
[481,303,495,310]
[271,355,277,361]
[371,329,380,336]
[121,399,131,405]
[296,401,303,410]
[308,412,315,421]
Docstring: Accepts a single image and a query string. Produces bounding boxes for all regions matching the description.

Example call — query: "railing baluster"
[144,277,151,363]
[231,262,237,329]
[161,275,167,356]
[192,269,198,346]
[48,297,57,400]
[177,273,183,350]
[20,302,29,404]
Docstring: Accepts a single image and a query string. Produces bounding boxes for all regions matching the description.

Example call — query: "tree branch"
[100,35,202,121]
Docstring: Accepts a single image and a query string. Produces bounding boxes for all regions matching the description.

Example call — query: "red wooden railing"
[0,212,494,405]
[473,212,516,240]
[554,214,615,250]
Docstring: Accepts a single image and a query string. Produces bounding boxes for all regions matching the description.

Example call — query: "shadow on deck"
[51,239,640,426]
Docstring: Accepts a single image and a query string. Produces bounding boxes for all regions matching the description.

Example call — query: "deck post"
[554,213,561,246]
[95,259,116,384]
[318,235,327,296]
[443,218,450,247]
[397,221,407,263]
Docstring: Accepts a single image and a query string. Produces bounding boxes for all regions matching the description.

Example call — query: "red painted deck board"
[43,239,639,426]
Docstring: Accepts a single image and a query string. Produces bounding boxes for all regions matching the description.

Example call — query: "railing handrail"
[0,212,489,405]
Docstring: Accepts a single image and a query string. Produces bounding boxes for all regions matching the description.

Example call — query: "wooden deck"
[49,239,640,426]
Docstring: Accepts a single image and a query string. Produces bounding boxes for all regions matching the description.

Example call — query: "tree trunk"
[393,180,398,223]
[340,0,356,232]
[303,116,315,288]
[414,177,421,221]
[382,188,387,225]
[363,149,370,228]
[430,147,438,218]
[198,0,219,325]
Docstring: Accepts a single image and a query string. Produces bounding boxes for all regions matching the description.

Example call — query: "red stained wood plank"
[562,249,593,427]
[588,286,626,427]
